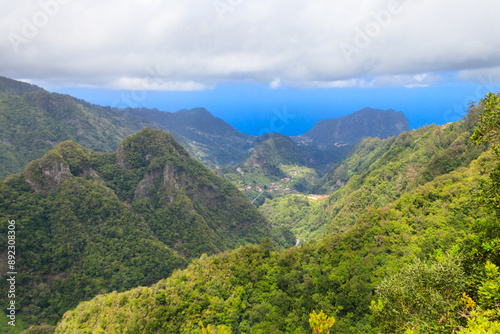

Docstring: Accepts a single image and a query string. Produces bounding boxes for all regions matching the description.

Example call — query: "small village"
[237,170,329,201]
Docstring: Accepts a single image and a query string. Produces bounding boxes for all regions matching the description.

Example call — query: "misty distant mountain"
[296,108,411,147]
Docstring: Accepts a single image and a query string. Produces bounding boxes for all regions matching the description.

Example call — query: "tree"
[459,262,500,333]
[371,255,469,333]
[200,322,231,334]
[471,92,500,219]
[461,93,500,281]
[309,310,336,334]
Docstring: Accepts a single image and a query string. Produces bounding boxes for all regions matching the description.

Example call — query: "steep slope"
[55,149,495,333]
[260,116,485,241]
[0,80,155,179]
[217,133,352,205]
[0,76,43,96]
[0,129,290,329]
[0,77,253,179]
[296,108,410,147]
[217,110,409,202]
[111,129,289,255]
[247,133,309,167]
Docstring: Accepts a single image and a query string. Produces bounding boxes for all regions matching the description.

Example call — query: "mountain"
[0,128,292,329]
[0,78,155,179]
[247,133,309,167]
[121,107,254,167]
[215,109,410,203]
[0,76,255,180]
[296,108,410,147]
[216,133,353,205]
[0,77,411,185]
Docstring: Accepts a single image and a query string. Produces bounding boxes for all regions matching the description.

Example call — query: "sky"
[1,0,500,135]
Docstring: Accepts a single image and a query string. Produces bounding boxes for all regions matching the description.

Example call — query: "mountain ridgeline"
[0,76,449,333]
[120,107,255,167]
[0,76,252,179]
[296,107,410,147]
[0,76,411,182]
[0,128,293,329]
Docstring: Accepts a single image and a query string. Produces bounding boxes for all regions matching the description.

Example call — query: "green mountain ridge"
[0,80,152,179]
[0,128,291,330]
[120,107,255,167]
[296,107,411,147]
[1,76,498,333]
[217,133,353,206]
[0,76,253,178]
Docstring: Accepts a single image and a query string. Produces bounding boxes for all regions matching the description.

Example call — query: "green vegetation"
[217,133,351,206]
[0,81,147,179]
[0,129,289,329]
[259,195,326,242]
[121,107,255,168]
[54,148,493,332]
[0,77,251,179]
[261,113,485,242]
[372,93,500,333]
[3,76,498,333]
[53,93,499,333]
[309,310,335,334]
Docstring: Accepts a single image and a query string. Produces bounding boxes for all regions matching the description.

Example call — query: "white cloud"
[1,0,500,90]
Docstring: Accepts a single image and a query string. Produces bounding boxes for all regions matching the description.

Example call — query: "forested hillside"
[217,133,352,206]
[0,87,146,179]
[53,94,500,333]
[122,107,255,167]
[261,112,485,241]
[0,129,291,330]
[0,77,251,179]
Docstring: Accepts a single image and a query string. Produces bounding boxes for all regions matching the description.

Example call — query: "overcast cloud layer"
[1,0,500,91]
